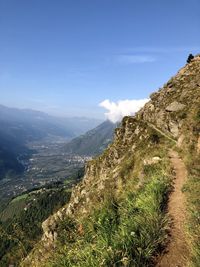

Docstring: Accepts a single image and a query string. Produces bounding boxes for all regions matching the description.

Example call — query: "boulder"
[144,156,161,165]
[166,101,186,112]
[168,121,179,137]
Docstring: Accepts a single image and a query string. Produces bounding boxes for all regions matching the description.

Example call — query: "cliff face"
[22,55,200,266]
[137,55,200,143]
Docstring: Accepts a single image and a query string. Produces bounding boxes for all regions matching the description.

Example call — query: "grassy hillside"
[22,118,176,267]
[48,154,172,267]
[64,120,117,156]
[0,186,72,266]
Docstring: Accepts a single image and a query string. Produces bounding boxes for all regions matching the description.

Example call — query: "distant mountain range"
[64,120,117,156]
[0,104,102,180]
[0,105,102,140]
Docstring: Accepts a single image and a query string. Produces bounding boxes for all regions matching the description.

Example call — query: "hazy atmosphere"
[0,0,199,120]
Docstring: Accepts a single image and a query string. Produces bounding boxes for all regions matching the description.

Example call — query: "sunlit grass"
[184,175,200,267]
[47,162,171,267]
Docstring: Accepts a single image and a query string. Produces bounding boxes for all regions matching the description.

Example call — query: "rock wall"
[136,54,200,139]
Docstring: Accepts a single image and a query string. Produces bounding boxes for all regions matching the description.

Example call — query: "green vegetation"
[195,110,200,122]
[0,196,28,222]
[184,176,200,267]
[10,193,28,203]
[177,103,200,266]
[64,120,116,156]
[47,161,171,267]
[182,144,200,267]
[0,188,72,266]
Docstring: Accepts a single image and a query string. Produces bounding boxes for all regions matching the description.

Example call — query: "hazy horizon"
[1,0,199,120]
[0,102,104,120]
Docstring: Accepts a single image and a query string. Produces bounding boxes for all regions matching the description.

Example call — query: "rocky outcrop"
[65,117,152,217]
[165,101,186,112]
[136,54,200,139]
[144,156,162,165]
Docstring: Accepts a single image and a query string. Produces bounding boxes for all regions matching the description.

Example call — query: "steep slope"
[64,120,117,156]
[21,55,200,267]
[0,185,72,266]
[0,147,24,180]
[136,55,200,148]
[0,128,29,180]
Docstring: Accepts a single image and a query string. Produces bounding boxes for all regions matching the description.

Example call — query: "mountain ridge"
[0,104,102,138]
[64,120,117,157]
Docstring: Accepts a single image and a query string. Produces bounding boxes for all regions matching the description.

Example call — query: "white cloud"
[99,99,149,123]
[117,55,156,64]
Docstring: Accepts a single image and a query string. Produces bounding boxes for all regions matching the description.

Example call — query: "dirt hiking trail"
[156,150,189,267]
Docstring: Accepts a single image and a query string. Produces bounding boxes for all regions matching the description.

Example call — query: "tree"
[187,54,194,63]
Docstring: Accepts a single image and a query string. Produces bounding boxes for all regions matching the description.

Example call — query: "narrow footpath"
[156,150,189,267]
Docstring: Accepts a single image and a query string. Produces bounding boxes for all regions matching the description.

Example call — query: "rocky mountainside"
[64,120,117,156]
[21,55,200,267]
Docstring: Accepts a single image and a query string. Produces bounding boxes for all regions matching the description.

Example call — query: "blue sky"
[0,0,199,119]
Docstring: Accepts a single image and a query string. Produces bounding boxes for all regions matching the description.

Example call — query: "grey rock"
[166,101,186,112]
[168,121,179,137]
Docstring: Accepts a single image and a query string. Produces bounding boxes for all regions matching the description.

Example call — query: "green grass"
[179,127,200,267]
[10,193,28,203]
[0,194,29,222]
[0,188,72,266]
[184,175,200,267]
[47,162,171,267]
